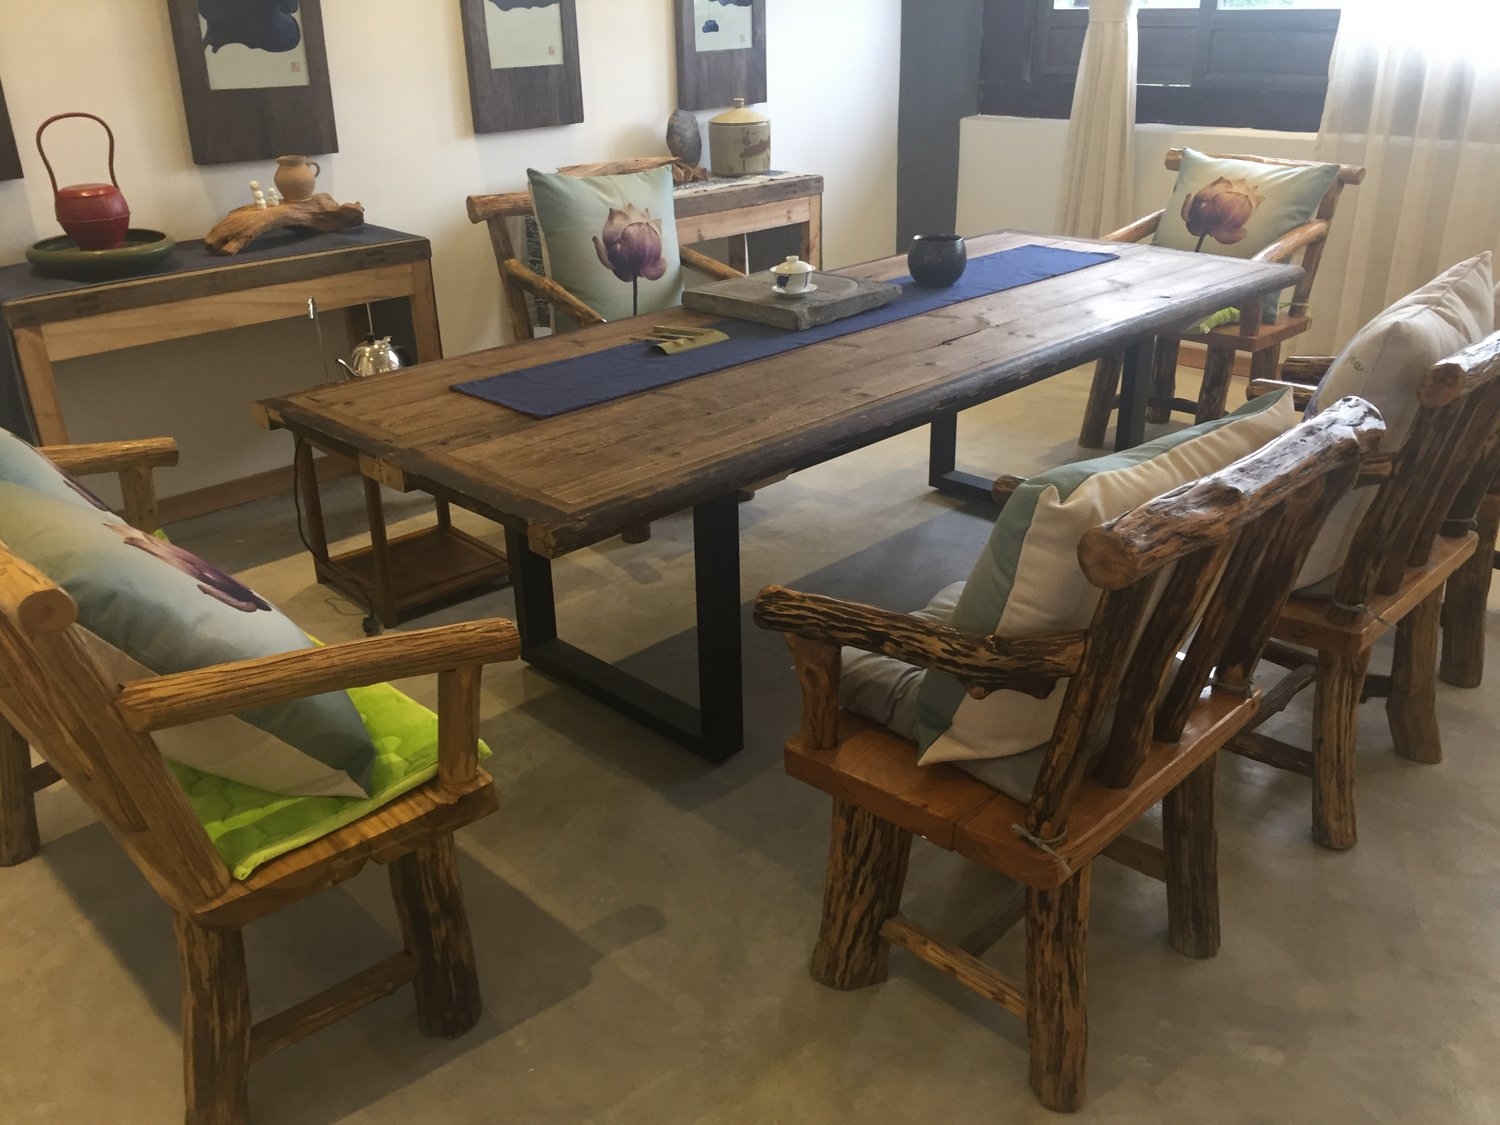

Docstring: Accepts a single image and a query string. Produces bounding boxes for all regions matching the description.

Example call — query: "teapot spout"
[334,357,361,380]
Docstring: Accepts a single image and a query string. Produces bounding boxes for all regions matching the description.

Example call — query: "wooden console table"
[0,225,511,628]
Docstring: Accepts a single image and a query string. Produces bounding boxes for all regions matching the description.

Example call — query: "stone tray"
[682,270,903,331]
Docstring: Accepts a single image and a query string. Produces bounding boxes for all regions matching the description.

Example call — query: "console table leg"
[694,493,744,758]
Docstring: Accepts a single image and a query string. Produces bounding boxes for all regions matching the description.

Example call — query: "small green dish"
[26,228,177,282]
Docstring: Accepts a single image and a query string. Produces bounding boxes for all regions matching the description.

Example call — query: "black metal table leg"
[502,495,745,763]
[928,411,998,505]
[1115,338,1156,451]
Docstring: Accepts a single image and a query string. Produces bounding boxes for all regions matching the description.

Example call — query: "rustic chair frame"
[1078,149,1366,448]
[0,438,521,1124]
[755,398,1382,1111]
[1232,334,1500,848]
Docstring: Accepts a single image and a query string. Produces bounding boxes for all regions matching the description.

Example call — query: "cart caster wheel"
[362,614,382,636]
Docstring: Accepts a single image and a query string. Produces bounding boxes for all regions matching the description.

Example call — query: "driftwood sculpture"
[205,193,365,255]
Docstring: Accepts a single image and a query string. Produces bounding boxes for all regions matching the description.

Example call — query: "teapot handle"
[35,112,120,198]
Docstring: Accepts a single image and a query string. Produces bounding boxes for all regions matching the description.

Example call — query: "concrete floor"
[3,367,1499,1124]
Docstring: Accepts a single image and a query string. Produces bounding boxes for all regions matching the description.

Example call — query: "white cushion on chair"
[839,582,965,740]
[838,392,1297,765]
[1297,252,1494,590]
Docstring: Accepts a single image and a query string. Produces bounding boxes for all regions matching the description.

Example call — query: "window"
[980,0,1342,132]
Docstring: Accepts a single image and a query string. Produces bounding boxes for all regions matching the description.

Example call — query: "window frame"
[978,0,1341,133]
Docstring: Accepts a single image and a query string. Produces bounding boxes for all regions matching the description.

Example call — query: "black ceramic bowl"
[908,234,967,288]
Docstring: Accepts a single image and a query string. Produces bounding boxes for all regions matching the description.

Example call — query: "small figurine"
[249,180,267,209]
[266,186,283,207]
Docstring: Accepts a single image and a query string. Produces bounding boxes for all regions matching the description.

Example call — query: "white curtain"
[1054,0,1138,238]
[1308,0,1500,351]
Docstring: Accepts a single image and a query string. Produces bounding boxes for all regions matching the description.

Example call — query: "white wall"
[0,0,900,498]
[956,116,1318,237]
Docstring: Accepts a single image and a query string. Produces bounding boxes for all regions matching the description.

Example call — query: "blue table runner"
[452,244,1119,420]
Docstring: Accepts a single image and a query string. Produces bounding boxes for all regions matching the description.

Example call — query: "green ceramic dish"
[26,228,177,281]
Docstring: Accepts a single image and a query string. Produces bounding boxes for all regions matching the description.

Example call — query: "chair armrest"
[680,245,743,281]
[41,437,179,533]
[498,259,606,328]
[117,620,518,732]
[1103,210,1164,243]
[115,618,520,792]
[754,585,1083,695]
[39,437,179,475]
[1279,355,1334,385]
[1252,219,1329,264]
[1246,379,1314,410]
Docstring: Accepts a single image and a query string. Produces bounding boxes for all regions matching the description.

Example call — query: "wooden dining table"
[256,231,1301,762]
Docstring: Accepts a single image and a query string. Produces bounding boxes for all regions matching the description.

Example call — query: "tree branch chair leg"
[175,913,251,1125]
[1147,339,1180,424]
[0,719,39,866]
[1079,355,1122,449]
[388,835,483,1038]
[1194,345,1236,425]
[1025,865,1090,1114]
[809,799,912,990]
[1312,649,1372,850]
[1162,754,1220,960]
[1440,488,1500,688]
[1388,588,1443,764]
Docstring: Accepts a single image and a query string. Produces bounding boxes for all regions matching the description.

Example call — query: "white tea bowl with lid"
[770,255,816,297]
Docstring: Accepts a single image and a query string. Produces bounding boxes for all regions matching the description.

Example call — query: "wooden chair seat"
[1179,311,1311,353]
[790,694,1256,891]
[1274,532,1476,655]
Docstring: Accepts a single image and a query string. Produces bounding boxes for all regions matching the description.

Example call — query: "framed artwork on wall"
[673,0,766,111]
[459,0,584,133]
[166,0,338,165]
[0,79,21,181]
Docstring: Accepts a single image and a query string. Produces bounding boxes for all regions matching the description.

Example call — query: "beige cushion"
[839,582,964,739]
[1297,252,1494,590]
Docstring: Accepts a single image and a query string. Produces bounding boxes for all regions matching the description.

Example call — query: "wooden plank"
[39,263,417,361]
[249,952,416,1064]
[677,198,816,246]
[157,452,355,527]
[12,327,67,444]
[672,174,824,219]
[3,236,430,329]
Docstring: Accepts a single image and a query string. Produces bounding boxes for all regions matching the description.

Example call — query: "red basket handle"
[35,112,119,197]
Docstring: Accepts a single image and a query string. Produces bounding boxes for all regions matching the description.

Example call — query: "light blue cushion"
[528,165,684,324]
[1153,148,1340,320]
[0,427,118,515]
[0,484,376,796]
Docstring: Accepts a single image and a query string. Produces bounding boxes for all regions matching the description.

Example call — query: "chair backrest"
[1332,331,1500,613]
[1163,148,1367,317]
[0,549,231,911]
[465,157,682,343]
[1022,397,1384,842]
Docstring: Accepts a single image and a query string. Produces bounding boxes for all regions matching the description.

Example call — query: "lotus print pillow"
[1154,148,1341,320]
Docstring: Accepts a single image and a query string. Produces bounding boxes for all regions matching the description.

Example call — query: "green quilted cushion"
[172,679,491,881]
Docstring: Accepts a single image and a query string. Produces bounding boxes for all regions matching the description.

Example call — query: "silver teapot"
[336,335,406,379]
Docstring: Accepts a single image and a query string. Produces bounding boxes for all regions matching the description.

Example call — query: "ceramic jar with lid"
[708,98,770,177]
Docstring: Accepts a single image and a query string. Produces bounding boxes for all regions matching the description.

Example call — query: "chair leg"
[1162,754,1220,960]
[174,913,251,1125]
[0,719,40,866]
[1145,339,1180,424]
[809,799,912,990]
[1078,355,1121,449]
[1025,865,1090,1113]
[1440,490,1500,688]
[1248,343,1281,390]
[388,835,483,1038]
[1194,345,1236,425]
[1388,589,1443,764]
[1312,649,1371,850]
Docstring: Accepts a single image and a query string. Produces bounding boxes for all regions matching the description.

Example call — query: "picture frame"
[0,79,21,181]
[459,0,584,133]
[166,0,338,166]
[673,0,766,111]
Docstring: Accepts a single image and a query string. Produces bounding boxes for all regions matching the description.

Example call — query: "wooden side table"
[0,225,510,628]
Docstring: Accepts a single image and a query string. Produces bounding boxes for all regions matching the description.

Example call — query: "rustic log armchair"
[755,400,1382,1111]
[1230,334,1500,848]
[0,437,521,1123]
[1078,150,1365,448]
